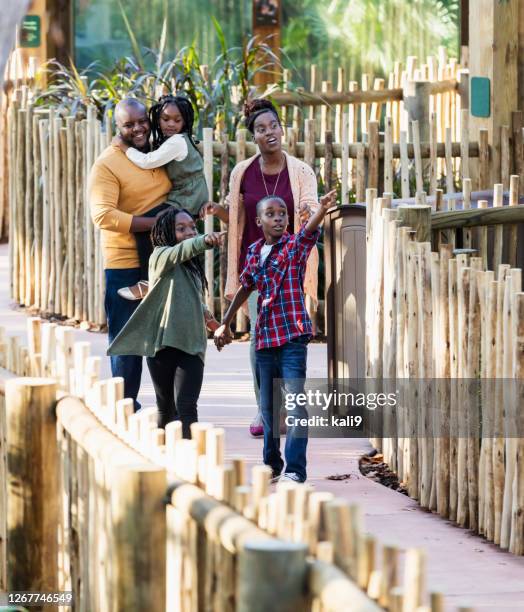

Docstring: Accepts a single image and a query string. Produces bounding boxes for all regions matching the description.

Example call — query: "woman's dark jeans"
[146,346,204,438]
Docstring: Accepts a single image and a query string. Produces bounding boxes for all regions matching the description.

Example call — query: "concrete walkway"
[1,243,523,610]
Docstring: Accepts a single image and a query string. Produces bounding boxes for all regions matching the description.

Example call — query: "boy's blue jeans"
[256,338,309,482]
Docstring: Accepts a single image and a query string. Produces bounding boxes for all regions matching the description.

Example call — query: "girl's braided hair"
[151,207,209,294]
[244,98,281,134]
[149,94,198,150]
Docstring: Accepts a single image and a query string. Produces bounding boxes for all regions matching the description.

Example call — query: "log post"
[403,80,431,143]
[397,205,432,242]
[237,539,308,612]
[5,377,58,592]
[468,0,518,185]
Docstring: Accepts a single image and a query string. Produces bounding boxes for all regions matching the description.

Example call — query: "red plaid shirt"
[239,224,320,350]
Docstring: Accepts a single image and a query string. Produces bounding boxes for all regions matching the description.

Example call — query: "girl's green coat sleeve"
[108,235,212,361]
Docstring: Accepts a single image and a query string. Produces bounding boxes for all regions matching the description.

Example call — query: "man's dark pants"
[105,268,143,411]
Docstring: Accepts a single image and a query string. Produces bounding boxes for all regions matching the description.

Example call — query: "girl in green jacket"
[109,208,225,437]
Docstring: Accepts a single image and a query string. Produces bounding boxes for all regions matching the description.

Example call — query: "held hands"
[213,324,233,352]
[319,189,337,210]
[204,231,227,247]
[199,202,229,223]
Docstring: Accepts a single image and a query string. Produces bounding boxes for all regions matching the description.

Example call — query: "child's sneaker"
[118,280,149,301]
[280,472,304,484]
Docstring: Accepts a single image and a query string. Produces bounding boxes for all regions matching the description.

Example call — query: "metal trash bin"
[324,204,367,381]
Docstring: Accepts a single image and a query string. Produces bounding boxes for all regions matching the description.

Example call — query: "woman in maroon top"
[203,99,319,437]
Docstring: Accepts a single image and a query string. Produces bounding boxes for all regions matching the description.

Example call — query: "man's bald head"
[115,98,150,151]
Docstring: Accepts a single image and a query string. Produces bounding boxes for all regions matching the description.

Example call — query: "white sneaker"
[280,472,304,484]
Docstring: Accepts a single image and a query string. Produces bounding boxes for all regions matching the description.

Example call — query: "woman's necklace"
[259,154,285,197]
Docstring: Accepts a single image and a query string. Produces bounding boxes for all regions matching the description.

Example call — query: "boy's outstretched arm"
[305,189,337,234]
[214,285,253,351]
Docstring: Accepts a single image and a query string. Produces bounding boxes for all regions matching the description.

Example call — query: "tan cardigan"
[224,151,319,304]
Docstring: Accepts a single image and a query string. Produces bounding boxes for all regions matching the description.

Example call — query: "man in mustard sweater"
[89,98,172,409]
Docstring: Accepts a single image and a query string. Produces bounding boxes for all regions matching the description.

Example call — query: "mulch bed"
[359,450,408,495]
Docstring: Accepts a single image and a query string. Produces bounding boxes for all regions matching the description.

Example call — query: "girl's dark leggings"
[146,346,204,438]
[135,203,171,280]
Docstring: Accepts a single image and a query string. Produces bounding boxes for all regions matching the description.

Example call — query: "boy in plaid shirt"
[214,189,336,483]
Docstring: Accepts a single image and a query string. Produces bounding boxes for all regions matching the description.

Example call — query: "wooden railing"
[365,183,524,555]
[0,320,470,610]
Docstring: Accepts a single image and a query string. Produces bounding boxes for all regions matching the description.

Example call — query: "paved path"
[1,243,523,610]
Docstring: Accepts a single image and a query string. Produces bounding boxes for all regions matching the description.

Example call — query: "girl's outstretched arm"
[114,134,189,170]
[214,285,253,351]
[160,232,226,268]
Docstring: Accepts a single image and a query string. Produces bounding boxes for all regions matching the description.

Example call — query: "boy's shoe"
[280,472,304,484]
[270,470,282,484]
[118,280,149,301]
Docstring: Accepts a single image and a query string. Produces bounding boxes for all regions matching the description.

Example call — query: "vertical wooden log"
[368,121,379,191]
[237,540,308,612]
[356,144,366,202]
[402,549,426,612]
[39,119,51,312]
[508,175,519,268]
[501,269,522,548]
[399,131,410,199]
[32,113,42,311]
[360,73,370,139]
[462,178,472,249]
[15,108,27,305]
[429,112,437,196]
[509,293,524,554]
[6,378,58,592]
[384,116,394,195]
[66,117,76,319]
[74,121,85,322]
[445,127,454,194]
[501,125,511,189]
[412,120,423,195]
[466,267,481,531]
[7,104,17,301]
[24,105,34,307]
[324,130,333,192]
[478,129,490,190]
[448,258,459,522]
[49,111,59,314]
[304,119,316,169]
[341,113,349,205]
[477,200,489,270]
[203,127,215,313]
[494,266,510,544]
[460,108,470,185]
[492,184,504,271]
[85,109,96,323]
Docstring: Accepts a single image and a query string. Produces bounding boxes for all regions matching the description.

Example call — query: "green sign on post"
[470,77,491,118]
[20,15,41,48]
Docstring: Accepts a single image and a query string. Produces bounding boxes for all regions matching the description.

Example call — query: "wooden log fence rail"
[6,88,521,329]
[0,321,474,610]
[365,180,524,556]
